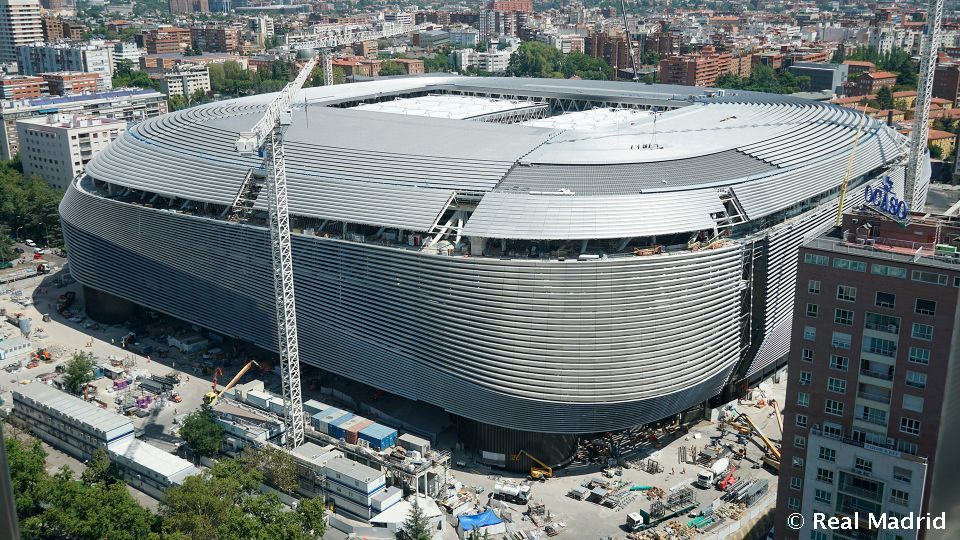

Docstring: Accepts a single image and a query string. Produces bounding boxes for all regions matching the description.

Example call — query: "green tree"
[178,409,223,458]
[243,445,298,493]
[81,448,119,485]
[507,41,562,78]
[467,528,491,540]
[380,60,406,76]
[562,52,612,80]
[397,498,431,540]
[63,351,96,395]
[297,496,327,538]
[168,95,187,111]
[876,86,894,110]
[4,436,47,518]
[831,45,845,64]
[0,225,14,263]
[930,143,944,159]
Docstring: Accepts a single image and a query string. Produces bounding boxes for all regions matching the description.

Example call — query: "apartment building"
[140,27,191,55]
[42,71,99,96]
[168,0,208,14]
[0,88,166,160]
[659,46,732,87]
[161,63,210,98]
[17,113,124,189]
[586,30,632,74]
[852,71,898,97]
[933,63,960,107]
[0,74,45,99]
[0,0,42,63]
[775,207,960,540]
[16,41,113,91]
[113,41,141,71]
[190,25,240,53]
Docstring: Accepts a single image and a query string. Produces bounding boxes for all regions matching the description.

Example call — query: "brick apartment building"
[774,206,960,540]
[0,74,45,99]
[190,25,240,53]
[852,71,897,97]
[332,57,381,78]
[391,58,424,75]
[843,59,877,77]
[933,63,960,107]
[585,31,633,76]
[488,0,533,12]
[140,28,192,55]
[659,46,732,87]
[42,71,99,95]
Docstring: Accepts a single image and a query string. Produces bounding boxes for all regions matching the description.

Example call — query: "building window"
[823,422,843,438]
[834,308,854,326]
[865,312,900,334]
[876,292,896,308]
[802,349,814,362]
[804,326,816,341]
[827,377,846,394]
[810,532,828,540]
[837,285,857,301]
[911,270,947,285]
[864,336,896,357]
[795,414,808,428]
[854,457,873,475]
[911,323,933,341]
[814,488,832,504]
[792,456,805,469]
[799,371,812,386]
[890,488,910,506]
[908,347,930,365]
[898,440,919,455]
[816,468,834,484]
[902,394,924,413]
[872,263,906,278]
[788,496,800,510]
[915,299,937,316]
[808,279,821,294]
[794,435,806,449]
[818,446,836,462]
[797,392,810,407]
[900,417,921,436]
[834,258,866,272]
[905,371,927,389]
[829,355,849,372]
[893,467,912,483]
[806,303,819,318]
[791,476,803,490]
[824,399,844,416]
[832,332,852,350]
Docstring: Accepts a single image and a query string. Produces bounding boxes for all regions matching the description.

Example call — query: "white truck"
[493,482,531,504]
[695,457,730,488]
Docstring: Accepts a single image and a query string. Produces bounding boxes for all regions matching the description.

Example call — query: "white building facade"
[17,114,124,190]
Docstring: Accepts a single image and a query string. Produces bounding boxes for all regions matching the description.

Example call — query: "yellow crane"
[835,107,869,226]
[736,413,781,472]
[511,450,553,480]
[204,359,260,406]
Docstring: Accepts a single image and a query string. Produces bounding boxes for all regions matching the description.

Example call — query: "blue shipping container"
[326,413,356,439]
[311,407,342,430]
[358,423,399,450]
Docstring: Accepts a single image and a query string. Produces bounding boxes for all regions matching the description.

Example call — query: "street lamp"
[14,226,23,241]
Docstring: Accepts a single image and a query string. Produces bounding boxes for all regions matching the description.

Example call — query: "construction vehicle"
[57,291,76,314]
[493,482,531,504]
[737,413,781,472]
[718,467,738,491]
[511,450,553,480]
[203,360,260,406]
[695,457,730,488]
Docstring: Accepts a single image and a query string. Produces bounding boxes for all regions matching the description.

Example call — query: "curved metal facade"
[62,180,742,434]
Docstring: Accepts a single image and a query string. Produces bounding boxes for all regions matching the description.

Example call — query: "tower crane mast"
[905,0,946,208]
[235,55,318,448]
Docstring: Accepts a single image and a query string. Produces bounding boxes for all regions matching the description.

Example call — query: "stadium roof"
[82,76,909,238]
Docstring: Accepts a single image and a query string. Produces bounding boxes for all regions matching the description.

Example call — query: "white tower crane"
[905,0,945,208]
[234,55,319,448]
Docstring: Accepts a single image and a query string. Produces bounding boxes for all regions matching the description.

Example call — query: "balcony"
[839,481,883,502]
[859,367,894,381]
[864,321,899,335]
[855,413,887,427]
[857,391,891,404]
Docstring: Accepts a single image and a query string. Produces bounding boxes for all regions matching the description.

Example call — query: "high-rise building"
[933,63,960,107]
[16,41,113,91]
[489,0,533,12]
[658,46,733,87]
[17,113,124,189]
[190,25,240,53]
[160,64,210,98]
[775,206,960,540]
[0,88,167,160]
[141,27,191,55]
[0,0,43,63]
[585,30,633,74]
[113,41,141,71]
[168,0,208,14]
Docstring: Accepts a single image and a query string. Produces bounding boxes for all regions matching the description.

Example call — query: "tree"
[81,448,119,486]
[63,351,96,395]
[297,496,327,538]
[467,528,491,540]
[507,41,562,78]
[168,95,187,111]
[243,445,298,493]
[876,86,894,110]
[397,499,431,540]
[831,45,845,64]
[4,436,47,518]
[0,225,14,263]
[380,60,406,77]
[929,143,944,159]
[562,53,612,80]
[178,409,223,458]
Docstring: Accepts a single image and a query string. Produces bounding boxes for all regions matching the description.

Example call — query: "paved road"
[924,183,960,214]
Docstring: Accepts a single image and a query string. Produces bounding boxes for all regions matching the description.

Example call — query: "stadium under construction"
[58,76,928,469]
